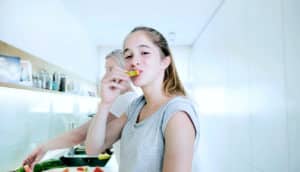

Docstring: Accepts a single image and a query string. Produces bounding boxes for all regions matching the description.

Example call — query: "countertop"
[41,149,119,172]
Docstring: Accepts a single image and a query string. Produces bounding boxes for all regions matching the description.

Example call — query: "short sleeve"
[110,91,139,117]
[161,97,200,138]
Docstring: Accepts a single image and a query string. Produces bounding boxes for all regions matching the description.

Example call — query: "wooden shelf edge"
[0,82,99,99]
[0,40,98,95]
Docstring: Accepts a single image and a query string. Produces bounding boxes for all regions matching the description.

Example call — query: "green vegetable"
[33,159,66,172]
[14,166,25,172]
[14,159,66,172]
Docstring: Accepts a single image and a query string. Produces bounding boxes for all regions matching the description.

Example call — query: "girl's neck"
[142,87,171,108]
[141,72,170,107]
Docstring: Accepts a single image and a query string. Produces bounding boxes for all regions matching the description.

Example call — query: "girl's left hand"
[100,66,130,105]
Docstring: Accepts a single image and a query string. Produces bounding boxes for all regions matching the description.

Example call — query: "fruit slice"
[98,153,110,160]
[126,70,139,77]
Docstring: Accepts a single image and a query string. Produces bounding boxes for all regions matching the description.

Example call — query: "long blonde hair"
[128,26,186,96]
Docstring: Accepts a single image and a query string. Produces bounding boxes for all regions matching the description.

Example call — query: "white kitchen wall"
[285,0,300,172]
[0,0,99,82]
[190,0,299,172]
[171,46,193,86]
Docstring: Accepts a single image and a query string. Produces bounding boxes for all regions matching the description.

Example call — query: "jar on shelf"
[52,72,60,91]
[32,74,41,88]
[45,74,52,90]
[38,70,47,89]
[59,74,66,92]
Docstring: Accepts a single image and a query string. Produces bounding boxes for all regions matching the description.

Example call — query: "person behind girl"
[86,26,200,172]
[23,49,139,169]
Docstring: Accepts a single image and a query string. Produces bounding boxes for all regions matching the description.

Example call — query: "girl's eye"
[141,52,150,55]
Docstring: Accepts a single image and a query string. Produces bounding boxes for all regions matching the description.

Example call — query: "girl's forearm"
[85,103,111,155]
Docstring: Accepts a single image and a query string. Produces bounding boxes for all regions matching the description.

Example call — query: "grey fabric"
[111,91,140,165]
[110,91,139,117]
[119,96,200,172]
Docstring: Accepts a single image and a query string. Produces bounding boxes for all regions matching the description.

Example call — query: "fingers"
[101,67,130,90]
[104,66,130,81]
[105,73,129,83]
[22,147,45,169]
[23,156,35,169]
[107,81,128,91]
[23,153,34,166]
[31,152,43,169]
[23,155,43,170]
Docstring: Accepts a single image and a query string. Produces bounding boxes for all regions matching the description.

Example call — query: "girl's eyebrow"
[139,44,150,48]
[123,44,151,54]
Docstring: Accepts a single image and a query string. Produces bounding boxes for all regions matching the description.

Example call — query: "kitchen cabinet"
[0,40,98,97]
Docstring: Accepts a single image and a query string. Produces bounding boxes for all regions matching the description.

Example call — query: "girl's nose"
[131,57,140,68]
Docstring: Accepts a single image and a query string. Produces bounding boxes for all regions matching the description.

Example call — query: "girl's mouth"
[126,69,141,77]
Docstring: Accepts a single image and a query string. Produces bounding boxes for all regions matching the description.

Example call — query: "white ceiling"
[61,0,223,46]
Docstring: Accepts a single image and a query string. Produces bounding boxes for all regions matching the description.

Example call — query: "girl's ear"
[161,56,171,70]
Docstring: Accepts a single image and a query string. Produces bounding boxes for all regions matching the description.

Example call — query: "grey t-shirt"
[110,91,139,117]
[119,96,200,172]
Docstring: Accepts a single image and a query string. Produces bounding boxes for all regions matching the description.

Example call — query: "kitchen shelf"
[0,40,98,98]
[0,82,99,98]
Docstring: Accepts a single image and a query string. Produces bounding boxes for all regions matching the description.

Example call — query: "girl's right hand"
[22,144,47,169]
[100,66,130,106]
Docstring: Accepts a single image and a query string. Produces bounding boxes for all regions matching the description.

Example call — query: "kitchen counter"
[40,149,119,172]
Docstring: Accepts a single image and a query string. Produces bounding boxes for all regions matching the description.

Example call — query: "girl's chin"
[132,80,144,87]
[132,82,142,87]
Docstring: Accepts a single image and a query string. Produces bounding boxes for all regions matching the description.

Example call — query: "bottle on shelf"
[52,72,60,91]
[59,73,66,92]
